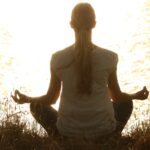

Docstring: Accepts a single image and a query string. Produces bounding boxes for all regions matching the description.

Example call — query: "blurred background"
[0,0,150,133]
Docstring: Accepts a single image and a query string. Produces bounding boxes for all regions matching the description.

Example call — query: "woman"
[12,3,149,138]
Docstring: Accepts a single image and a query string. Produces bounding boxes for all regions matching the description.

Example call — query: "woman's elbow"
[111,93,122,103]
[50,99,57,105]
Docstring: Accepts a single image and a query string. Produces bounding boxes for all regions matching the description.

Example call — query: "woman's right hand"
[11,90,29,104]
[134,86,149,100]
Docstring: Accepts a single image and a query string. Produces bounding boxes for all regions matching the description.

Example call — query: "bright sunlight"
[0,0,149,111]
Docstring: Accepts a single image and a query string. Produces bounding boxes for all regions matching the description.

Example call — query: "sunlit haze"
[0,0,149,110]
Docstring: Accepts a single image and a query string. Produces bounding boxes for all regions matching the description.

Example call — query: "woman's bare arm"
[12,67,61,105]
[108,70,149,102]
[28,67,61,105]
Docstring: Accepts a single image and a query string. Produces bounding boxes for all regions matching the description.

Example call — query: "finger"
[142,86,145,91]
[17,90,24,98]
[15,90,19,98]
[143,86,149,92]
[142,87,148,94]
[11,95,19,103]
[15,90,23,99]
[15,90,20,95]
[145,91,149,98]
[144,89,149,95]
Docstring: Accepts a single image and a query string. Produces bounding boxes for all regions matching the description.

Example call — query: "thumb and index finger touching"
[142,86,149,98]
[11,90,22,103]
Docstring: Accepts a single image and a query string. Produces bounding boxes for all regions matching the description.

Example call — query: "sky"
[0,0,144,56]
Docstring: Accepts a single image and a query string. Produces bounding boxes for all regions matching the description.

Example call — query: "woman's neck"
[74,29,93,48]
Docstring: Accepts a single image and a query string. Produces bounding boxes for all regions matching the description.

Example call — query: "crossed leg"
[113,100,133,132]
[30,101,59,136]
[30,100,133,136]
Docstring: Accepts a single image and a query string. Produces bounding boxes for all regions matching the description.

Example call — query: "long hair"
[71,3,96,95]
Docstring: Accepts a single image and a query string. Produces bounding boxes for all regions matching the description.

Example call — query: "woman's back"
[11,3,149,140]
[51,45,118,137]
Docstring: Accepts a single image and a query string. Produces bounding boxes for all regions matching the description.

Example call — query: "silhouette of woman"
[12,3,149,138]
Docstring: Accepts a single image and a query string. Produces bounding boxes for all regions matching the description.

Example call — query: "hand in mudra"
[11,90,29,104]
[135,86,149,100]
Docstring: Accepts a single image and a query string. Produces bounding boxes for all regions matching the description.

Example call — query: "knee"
[113,100,133,111]
[125,100,133,112]
[113,100,133,122]
[30,101,35,113]
[118,100,133,110]
[30,101,41,114]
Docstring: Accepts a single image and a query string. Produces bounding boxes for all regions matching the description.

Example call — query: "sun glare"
[0,0,149,109]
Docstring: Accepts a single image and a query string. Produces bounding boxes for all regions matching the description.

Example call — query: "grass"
[0,98,150,150]
[0,114,150,150]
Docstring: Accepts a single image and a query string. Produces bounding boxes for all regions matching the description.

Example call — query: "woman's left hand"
[134,86,149,100]
[11,90,29,104]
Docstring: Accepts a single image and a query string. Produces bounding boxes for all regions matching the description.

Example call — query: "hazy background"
[0,0,150,132]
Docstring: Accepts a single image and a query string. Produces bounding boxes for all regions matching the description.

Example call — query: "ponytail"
[71,3,96,95]
[74,30,93,94]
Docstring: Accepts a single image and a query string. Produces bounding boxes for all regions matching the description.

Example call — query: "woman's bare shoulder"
[93,45,118,58]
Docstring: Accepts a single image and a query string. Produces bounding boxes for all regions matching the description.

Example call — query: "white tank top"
[51,45,118,137]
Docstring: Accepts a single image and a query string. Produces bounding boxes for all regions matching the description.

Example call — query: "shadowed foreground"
[0,113,150,150]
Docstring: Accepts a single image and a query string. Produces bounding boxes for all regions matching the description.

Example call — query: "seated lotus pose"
[12,3,149,138]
